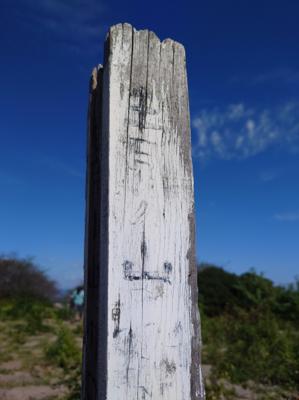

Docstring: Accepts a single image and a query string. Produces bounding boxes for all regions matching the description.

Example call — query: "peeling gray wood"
[82,23,204,400]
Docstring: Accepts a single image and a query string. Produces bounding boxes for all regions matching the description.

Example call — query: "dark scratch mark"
[136,200,148,216]
[140,219,146,374]
[173,321,183,336]
[123,261,135,280]
[135,159,150,166]
[161,101,165,146]
[126,324,133,383]
[135,151,149,156]
[122,260,172,284]
[141,235,147,263]
[112,297,120,338]
[129,137,150,143]
[164,262,172,274]
[143,271,171,284]
[120,82,124,99]
[140,385,150,399]
[131,87,147,132]
[161,358,177,376]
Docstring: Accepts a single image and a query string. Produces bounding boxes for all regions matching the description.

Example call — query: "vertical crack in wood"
[126,323,133,385]
[123,26,134,215]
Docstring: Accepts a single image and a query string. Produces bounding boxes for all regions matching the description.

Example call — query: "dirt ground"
[0,317,298,400]
[0,318,81,400]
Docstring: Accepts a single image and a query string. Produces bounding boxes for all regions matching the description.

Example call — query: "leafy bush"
[198,264,299,322]
[202,310,299,390]
[53,305,74,321]
[199,265,299,392]
[0,297,54,334]
[45,326,81,369]
[274,287,299,326]
[45,325,82,399]
[64,364,82,400]
[198,264,242,316]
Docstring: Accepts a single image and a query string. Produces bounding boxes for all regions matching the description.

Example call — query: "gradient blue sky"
[1,0,298,288]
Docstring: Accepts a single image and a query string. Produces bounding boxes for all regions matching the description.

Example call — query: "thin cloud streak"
[39,156,84,179]
[259,169,283,182]
[273,212,299,222]
[230,68,299,86]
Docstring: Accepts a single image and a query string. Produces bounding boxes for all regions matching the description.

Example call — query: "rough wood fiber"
[82,23,204,400]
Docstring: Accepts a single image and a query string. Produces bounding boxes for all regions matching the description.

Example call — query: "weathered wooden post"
[82,23,204,400]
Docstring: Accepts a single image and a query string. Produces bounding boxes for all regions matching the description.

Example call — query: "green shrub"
[198,264,241,316]
[45,325,82,399]
[199,265,299,392]
[201,309,299,390]
[54,305,74,321]
[63,364,82,400]
[45,326,81,370]
[0,297,53,334]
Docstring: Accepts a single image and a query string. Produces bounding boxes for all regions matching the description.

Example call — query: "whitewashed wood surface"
[83,23,204,400]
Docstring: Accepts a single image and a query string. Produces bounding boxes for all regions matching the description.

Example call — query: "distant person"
[70,286,84,320]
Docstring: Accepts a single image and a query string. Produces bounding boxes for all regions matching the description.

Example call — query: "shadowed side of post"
[81,64,108,399]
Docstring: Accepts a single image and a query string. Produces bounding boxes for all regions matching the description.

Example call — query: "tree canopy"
[0,256,58,301]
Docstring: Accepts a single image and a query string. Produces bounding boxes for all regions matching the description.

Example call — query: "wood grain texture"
[82,23,204,400]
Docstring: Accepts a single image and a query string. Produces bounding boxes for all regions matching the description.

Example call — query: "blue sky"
[0,0,298,288]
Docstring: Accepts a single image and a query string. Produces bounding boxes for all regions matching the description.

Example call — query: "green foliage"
[273,286,299,326]
[45,326,81,369]
[198,264,241,316]
[45,325,82,399]
[199,265,299,392]
[0,297,53,334]
[236,271,277,310]
[63,365,82,400]
[53,304,75,322]
[198,264,299,320]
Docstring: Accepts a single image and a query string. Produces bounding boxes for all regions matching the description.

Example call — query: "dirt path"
[0,319,73,400]
[0,355,67,400]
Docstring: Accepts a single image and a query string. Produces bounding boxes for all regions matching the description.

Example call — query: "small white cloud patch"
[192,102,299,160]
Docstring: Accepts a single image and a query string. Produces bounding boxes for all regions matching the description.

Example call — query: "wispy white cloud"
[273,212,299,222]
[16,0,107,53]
[192,102,299,160]
[230,68,299,86]
[259,169,282,182]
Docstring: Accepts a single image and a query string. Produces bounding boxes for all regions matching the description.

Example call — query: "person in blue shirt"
[70,286,84,320]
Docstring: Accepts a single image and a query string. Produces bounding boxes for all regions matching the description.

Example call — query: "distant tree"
[274,285,299,324]
[0,256,58,301]
[197,263,241,316]
[236,270,276,310]
[198,263,299,323]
